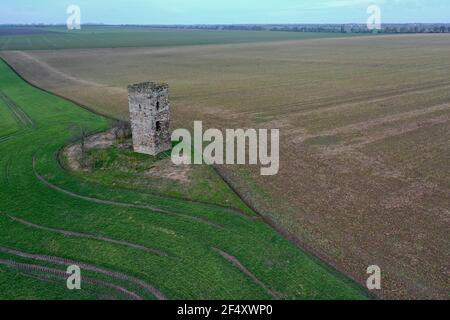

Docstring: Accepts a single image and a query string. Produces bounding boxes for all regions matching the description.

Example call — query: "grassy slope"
[0,267,105,300]
[0,98,20,137]
[64,146,254,215]
[0,59,369,300]
[0,257,140,300]
[0,27,359,51]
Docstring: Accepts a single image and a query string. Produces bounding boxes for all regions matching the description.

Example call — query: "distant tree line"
[142,23,450,34]
[3,23,450,34]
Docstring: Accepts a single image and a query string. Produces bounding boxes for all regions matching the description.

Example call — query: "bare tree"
[79,127,87,168]
[112,119,132,142]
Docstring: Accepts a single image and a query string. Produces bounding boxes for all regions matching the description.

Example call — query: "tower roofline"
[128,82,169,93]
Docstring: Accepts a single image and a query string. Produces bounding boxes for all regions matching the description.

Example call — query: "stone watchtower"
[128,82,171,156]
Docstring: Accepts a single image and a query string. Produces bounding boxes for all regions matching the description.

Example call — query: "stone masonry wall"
[128,82,171,156]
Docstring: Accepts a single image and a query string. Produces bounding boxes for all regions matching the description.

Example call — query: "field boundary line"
[212,165,375,299]
[0,32,377,52]
[0,57,118,121]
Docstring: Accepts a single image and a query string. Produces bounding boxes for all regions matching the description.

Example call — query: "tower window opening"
[156,121,161,132]
[156,101,160,111]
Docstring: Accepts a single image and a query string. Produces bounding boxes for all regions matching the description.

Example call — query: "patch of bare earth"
[145,159,191,183]
[64,129,117,171]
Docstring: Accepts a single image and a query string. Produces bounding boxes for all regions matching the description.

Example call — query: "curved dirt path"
[0,246,167,300]
[33,157,223,229]
[0,259,142,300]
[213,248,281,300]
[6,214,169,257]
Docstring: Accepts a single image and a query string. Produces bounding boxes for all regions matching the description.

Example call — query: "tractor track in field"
[213,248,281,300]
[293,103,450,145]
[0,246,167,300]
[0,131,20,144]
[4,158,11,184]
[18,272,118,300]
[263,79,450,118]
[6,215,170,257]
[59,131,255,221]
[0,259,142,300]
[33,157,224,230]
[12,51,127,95]
[0,90,35,128]
[0,130,33,145]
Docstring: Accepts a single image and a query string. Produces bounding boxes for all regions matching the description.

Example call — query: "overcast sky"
[1,0,449,25]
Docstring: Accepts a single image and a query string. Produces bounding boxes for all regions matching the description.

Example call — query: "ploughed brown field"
[2,34,449,299]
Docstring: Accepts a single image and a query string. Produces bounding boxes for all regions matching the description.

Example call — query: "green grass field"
[0,97,20,138]
[0,58,369,300]
[4,33,448,299]
[64,145,254,215]
[0,26,360,51]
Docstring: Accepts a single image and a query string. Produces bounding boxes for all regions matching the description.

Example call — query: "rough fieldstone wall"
[128,82,171,156]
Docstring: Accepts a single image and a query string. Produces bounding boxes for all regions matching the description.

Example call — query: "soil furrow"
[267,79,450,117]
[0,246,167,300]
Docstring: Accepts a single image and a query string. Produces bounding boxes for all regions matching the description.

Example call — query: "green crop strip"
[0,58,371,300]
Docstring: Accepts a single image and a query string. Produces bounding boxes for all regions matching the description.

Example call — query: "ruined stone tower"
[128,82,171,156]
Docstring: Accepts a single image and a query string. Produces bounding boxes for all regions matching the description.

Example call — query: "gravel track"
[0,258,142,300]
[0,246,167,300]
[7,214,169,257]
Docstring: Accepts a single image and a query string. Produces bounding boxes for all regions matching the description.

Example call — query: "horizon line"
[2,22,450,26]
